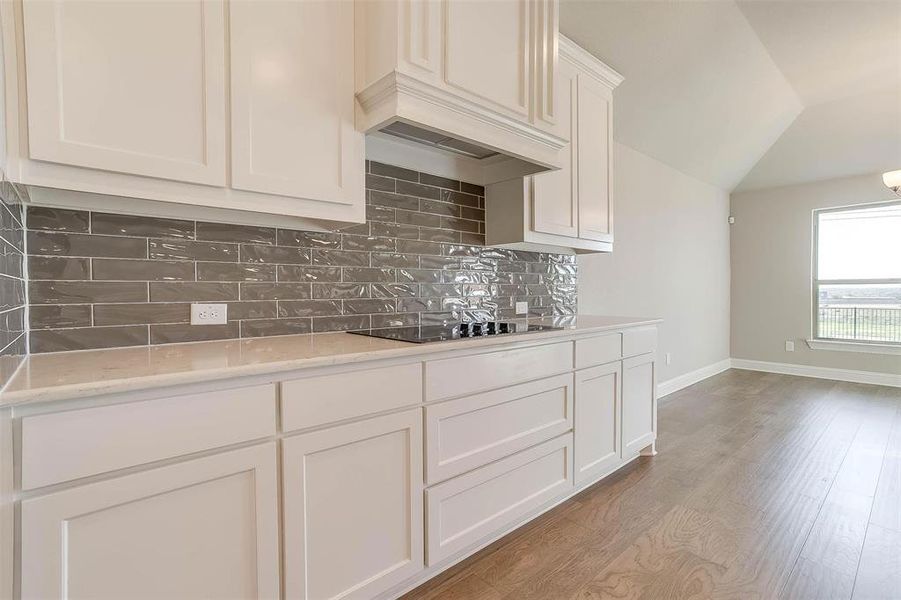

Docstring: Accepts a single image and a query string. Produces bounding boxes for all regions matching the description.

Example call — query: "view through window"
[814,201,901,344]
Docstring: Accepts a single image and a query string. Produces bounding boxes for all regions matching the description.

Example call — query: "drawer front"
[426,341,572,401]
[21,384,276,490]
[281,363,422,432]
[425,374,573,484]
[623,326,657,358]
[575,332,622,369]
[425,433,573,565]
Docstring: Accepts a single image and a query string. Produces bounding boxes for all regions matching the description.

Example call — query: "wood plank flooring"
[402,369,901,600]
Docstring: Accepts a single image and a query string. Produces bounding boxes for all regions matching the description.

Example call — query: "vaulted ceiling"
[559,0,901,193]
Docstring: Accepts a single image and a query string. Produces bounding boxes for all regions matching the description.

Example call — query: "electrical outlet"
[191,303,227,325]
[515,301,529,315]
[785,340,795,352]
[665,352,672,365]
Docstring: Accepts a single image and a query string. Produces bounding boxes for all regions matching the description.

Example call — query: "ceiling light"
[884,170,901,196]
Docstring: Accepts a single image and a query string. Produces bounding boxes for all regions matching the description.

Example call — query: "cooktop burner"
[347,322,562,344]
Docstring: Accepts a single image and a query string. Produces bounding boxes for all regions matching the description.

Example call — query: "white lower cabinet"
[282,409,424,600]
[20,443,280,600]
[425,433,573,565]
[622,353,658,456]
[425,373,573,485]
[574,361,621,485]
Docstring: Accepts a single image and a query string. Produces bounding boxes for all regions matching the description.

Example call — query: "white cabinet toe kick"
[0,323,658,600]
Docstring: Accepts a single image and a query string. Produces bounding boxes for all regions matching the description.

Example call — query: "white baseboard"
[730,358,901,388]
[657,358,732,398]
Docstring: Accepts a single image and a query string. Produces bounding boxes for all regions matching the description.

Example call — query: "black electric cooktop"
[348,321,562,344]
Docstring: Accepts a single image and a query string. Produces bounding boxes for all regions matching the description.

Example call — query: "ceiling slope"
[560,0,802,191]
[735,0,901,191]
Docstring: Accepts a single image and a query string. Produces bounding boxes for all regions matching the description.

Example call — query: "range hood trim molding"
[356,70,568,170]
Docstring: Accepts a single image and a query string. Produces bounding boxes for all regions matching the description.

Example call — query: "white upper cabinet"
[531,58,578,238]
[355,0,566,181]
[1,0,364,229]
[484,35,622,254]
[229,0,361,205]
[576,72,613,242]
[21,0,228,185]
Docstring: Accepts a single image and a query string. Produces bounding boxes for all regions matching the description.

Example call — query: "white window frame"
[809,200,901,354]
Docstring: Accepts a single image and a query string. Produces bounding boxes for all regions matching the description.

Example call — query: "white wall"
[578,143,731,384]
[730,172,901,375]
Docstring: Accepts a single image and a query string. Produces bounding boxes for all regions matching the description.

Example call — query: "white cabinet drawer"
[574,332,622,369]
[623,326,657,358]
[425,374,573,484]
[426,341,572,401]
[281,363,422,432]
[425,433,573,565]
[21,384,276,490]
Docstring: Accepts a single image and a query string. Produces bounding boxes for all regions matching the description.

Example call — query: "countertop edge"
[1,317,662,407]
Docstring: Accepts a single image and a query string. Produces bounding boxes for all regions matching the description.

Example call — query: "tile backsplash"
[26,161,577,353]
[0,173,27,382]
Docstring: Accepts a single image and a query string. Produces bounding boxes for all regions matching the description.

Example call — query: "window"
[813,201,901,345]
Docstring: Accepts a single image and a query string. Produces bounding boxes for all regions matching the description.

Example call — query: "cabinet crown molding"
[559,35,624,90]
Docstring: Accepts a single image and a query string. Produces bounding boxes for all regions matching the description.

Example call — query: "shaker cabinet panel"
[444,0,531,117]
[21,0,227,185]
[20,443,280,600]
[282,409,424,600]
[576,73,614,242]
[574,362,621,485]
[229,0,363,204]
[532,59,578,238]
[622,353,657,456]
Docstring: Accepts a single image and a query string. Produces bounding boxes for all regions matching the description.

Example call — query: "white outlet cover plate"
[191,303,227,325]
[515,301,529,315]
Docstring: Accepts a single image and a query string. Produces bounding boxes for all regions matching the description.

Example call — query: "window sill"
[806,339,901,355]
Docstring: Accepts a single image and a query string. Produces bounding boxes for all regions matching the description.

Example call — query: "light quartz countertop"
[0,315,660,407]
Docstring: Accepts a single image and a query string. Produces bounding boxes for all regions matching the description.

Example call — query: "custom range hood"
[355,0,568,185]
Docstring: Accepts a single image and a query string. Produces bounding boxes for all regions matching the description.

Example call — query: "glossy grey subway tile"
[22,163,575,352]
[150,239,237,262]
[92,212,194,239]
[30,231,147,258]
[28,207,90,233]
[240,244,311,265]
[241,317,312,338]
[29,256,90,280]
[240,282,311,301]
[31,281,147,304]
[150,282,238,302]
[29,305,92,329]
[197,262,275,282]
[31,326,149,353]
[94,258,194,281]
[196,222,275,245]
[94,303,190,326]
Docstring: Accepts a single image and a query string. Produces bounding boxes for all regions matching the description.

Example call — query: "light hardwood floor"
[402,369,901,600]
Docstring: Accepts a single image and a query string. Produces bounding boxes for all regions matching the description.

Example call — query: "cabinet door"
[21,0,227,185]
[444,0,531,117]
[622,353,657,456]
[575,361,621,485]
[531,58,578,238]
[283,409,424,600]
[576,73,614,242]
[21,443,279,600]
[229,0,363,205]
